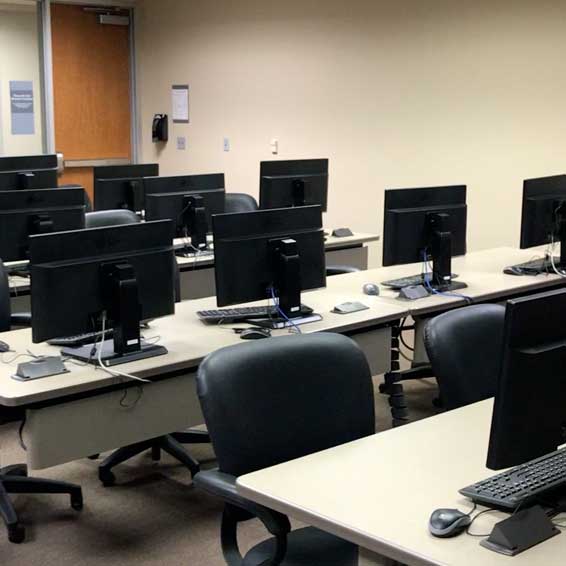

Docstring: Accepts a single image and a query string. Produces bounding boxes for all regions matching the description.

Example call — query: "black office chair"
[194,333,375,565]
[85,209,140,228]
[224,193,258,213]
[0,260,82,543]
[424,304,506,411]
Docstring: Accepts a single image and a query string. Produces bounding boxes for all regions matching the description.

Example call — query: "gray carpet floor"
[0,376,439,565]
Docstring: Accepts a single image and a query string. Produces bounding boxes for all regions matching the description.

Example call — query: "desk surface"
[237,399,565,566]
[0,275,405,407]
[2,245,562,408]
[370,246,566,316]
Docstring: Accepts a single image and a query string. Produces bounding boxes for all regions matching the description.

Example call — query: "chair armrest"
[195,469,290,566]
[326,265,361,276]
[10,312,32,327]
[194,469,290,534]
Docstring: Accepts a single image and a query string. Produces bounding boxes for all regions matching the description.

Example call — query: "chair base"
[98,434,201,487]
[243,526,358,566]
[0,465,83,544]
[171,428,210,444]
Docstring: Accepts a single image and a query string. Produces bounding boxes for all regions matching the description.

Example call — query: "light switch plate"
[177,136,187,150]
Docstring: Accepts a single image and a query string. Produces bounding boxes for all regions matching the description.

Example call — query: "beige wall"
[0,3,44,156]
[136,0,566,266]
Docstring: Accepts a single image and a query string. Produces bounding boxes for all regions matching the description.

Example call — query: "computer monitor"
[145,189,225,249]
[29,220,176,366]
[382,185,467,290]
[93,163,159,211]
[144,174,225,248]
[0,154,59,190]
[487,288,566,470]
[94,177,146,212]
[212,205,326,317]
[0,188,85,262]
[520,175,566,267]
[259,159,328,212]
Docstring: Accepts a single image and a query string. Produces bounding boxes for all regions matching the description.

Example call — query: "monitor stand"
[62,339,167,367]
[427,213,467,292]
[510,217,566,274]
[268,236,315,318]
[63,261,168,367]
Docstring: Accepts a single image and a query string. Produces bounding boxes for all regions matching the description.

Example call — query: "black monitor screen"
[260,159,328,212]
[0,188,85,262]
[212,205,326,308]
[382,185,467,267]
[487,288,566,470]
[30,220,175,343]
[520,175,566,249]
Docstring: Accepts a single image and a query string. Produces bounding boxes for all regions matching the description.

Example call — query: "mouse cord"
[465,507,498,537]
[466,497,530,538]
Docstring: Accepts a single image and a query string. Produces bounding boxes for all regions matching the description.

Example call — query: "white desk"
[0,280,406,469]
[238,399,565,566]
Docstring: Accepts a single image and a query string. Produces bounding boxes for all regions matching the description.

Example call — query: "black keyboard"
[382,273,459,290]
[47,329,115,347]
[8,265,30,278]
[508,258,559,274]
[460,447,566,510]
[197,305,313,324]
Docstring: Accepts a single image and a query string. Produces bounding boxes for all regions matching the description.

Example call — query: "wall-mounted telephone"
[152,114,168,143]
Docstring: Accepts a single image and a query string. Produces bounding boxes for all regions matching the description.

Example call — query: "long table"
[237,399,565,566]
[2,244,564,471]
[0,276,405,470]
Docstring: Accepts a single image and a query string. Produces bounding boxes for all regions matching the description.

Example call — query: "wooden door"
[51,3,131,202]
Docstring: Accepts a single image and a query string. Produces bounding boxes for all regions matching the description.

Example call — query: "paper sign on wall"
[172,84,189,123]
[10,80,35,135]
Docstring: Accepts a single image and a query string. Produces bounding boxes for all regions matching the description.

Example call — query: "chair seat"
[243,526,358,566]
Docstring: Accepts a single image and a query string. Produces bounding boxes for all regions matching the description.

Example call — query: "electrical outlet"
[223,137,230,152]
[177,136,187,150]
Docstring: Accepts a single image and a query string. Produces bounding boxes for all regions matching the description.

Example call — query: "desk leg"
[380,322,409,427]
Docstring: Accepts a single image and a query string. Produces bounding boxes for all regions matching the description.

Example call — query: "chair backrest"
[424,304,506,410]
[85,209,140,228]
[60,184,92,212]
[224,193,258,214]
[0,260,10,332]
[197,333,375,477]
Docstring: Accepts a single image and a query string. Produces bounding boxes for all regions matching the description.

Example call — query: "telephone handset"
[152,114,168,143]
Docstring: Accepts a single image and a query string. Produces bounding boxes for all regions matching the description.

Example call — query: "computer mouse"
[0,340,10,353]
[362,283,380,296]
[239,328,271,340]
[428,508,472,538]
[503,266,524,276]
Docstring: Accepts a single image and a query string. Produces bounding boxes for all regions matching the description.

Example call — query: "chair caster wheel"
[71,491,84,510]
[378,383,389,394]
[99,469,115,487]
[8,523,25,544]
